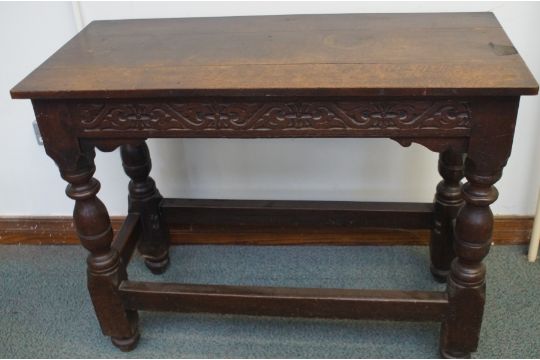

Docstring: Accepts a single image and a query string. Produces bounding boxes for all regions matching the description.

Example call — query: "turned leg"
[439,158,501,358]
[430,150,465,282]
[62,150,139,351]
[121,142,169,274]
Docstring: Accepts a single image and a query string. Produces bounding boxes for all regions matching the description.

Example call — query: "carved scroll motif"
[76,101,471,132]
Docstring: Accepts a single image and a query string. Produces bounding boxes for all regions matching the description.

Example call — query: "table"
[11,13,538,358]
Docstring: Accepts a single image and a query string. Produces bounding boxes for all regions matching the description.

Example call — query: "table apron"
[66,98,473,139]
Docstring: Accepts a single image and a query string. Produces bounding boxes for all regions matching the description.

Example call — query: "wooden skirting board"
[0,216,532,246]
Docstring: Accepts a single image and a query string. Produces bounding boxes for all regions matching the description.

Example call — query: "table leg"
[438,97,518,358]
[121,142,169,274]
[430,150,464,282]
[62,148,139,351]
[34,101,140,350]
[439,157,500,358]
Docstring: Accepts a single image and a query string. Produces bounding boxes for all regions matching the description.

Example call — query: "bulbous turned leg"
[62,152,139,351]
[439,158,501,358]
[121,142,169,274]
[430,150,464,282]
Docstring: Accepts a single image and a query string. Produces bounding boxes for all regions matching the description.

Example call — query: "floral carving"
[75,101,471,133]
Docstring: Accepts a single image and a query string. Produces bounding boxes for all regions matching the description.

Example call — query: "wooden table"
[11,13,538,358]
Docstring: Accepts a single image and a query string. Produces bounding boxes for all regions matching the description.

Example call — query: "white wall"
[1,1,539,216]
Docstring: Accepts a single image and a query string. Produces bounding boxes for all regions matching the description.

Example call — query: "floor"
[0,245,538,358]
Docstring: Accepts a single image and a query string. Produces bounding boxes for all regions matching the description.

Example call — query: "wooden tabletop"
[11,12,538,99]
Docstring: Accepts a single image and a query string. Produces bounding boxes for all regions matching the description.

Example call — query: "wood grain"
[10,13,538,99]
[0,215,531,246]
[161,199,435,230]
[119,281,448,321]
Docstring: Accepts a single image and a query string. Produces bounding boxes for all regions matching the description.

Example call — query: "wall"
[1,1,539,216]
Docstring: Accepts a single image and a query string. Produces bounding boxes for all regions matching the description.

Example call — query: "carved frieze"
[74,100,471,133]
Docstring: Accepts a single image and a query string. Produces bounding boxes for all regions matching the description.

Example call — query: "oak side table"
[11,13,538,358]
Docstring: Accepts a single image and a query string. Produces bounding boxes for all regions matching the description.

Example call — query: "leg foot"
[111,331,140,352]
[440,349,471,359]
[430,265,448,283]
[144,249,170,275]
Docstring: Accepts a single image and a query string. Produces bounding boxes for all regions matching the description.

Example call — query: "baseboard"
[0,215,532,245]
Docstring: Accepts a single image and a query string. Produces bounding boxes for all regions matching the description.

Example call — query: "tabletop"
[10,12,538,99]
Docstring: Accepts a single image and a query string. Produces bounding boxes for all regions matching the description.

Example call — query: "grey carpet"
[0,245,538,358]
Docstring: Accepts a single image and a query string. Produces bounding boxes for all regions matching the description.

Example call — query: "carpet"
[0,245,538,358]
